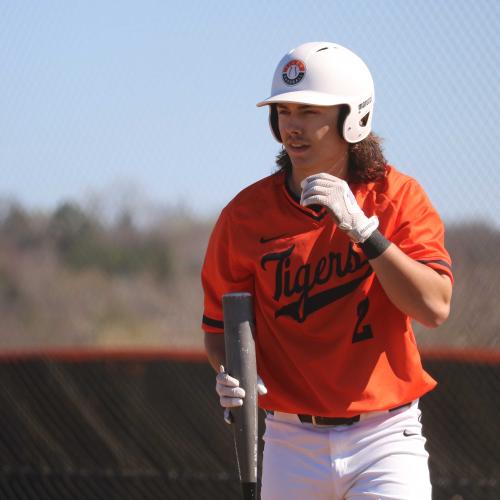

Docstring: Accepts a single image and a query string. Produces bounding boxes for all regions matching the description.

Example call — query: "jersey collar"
[282,172,328,222]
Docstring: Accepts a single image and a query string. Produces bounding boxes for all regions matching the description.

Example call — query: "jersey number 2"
[352,298,374,343]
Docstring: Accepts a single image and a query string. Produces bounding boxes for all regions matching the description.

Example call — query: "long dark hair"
[275,132,387,184]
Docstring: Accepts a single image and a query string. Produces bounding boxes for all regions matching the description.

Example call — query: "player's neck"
[288,152,349,197]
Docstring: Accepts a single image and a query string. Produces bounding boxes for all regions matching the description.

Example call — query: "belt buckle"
[311,416,329,427]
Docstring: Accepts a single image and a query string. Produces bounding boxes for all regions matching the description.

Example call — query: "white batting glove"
[216,365,267,424]
[301,173,379,243]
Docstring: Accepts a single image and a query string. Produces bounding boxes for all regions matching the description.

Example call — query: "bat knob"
[241,482,257,499]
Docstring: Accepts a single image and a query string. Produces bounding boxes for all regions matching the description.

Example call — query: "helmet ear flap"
[269,104,282,142]
[337,104,350,140]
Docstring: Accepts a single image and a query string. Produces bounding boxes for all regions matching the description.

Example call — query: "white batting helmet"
[257,42,375,144]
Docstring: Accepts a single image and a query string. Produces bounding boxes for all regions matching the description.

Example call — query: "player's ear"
[269,104,282,142]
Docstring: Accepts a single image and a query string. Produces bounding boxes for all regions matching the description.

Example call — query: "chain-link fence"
[1,2,499,500]
[0,353,498,500]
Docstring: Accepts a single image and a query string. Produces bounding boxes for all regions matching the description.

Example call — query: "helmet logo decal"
[358,96,372,111]
[282,59,305,86]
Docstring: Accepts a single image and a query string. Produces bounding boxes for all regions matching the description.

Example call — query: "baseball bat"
[222,292,258,500]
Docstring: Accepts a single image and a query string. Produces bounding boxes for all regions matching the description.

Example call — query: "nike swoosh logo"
[260,234,289,244]
[403,430,419,437]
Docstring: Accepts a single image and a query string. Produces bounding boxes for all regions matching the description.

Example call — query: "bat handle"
[222,292,259,499]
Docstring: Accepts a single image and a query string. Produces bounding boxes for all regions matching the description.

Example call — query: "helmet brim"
[256,90,350,108]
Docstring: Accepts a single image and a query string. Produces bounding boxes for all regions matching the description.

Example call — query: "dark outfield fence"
[0,350,498,500]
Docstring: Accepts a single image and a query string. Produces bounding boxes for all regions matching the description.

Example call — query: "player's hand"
[216,365,267,424]
[300,173,379,243]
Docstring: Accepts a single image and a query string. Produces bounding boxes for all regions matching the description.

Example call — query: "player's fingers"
[217,384,246,398]
[220,395,244,408]
[300,186,328,205]
[301,194,329,207]
[301,172,342,187]
[216,366,240,388]
[300,185,330,203]
[302,179,337,192]
[257,375,268,396]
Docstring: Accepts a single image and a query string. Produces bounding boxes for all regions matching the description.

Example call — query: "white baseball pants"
[261,401,431,500]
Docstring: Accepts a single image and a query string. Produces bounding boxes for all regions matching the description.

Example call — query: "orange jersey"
[201,166,453,417]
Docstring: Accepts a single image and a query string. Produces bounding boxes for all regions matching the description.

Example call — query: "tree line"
[1,201,172,281]
[0,200,498,350]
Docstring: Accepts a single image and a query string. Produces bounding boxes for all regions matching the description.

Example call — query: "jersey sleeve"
[389,179,453,282]
[201,207,254,334]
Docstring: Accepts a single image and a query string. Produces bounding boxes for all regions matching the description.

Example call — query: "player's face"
[277,103,347,172]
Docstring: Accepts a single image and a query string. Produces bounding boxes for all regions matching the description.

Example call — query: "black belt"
[267,402,412,427]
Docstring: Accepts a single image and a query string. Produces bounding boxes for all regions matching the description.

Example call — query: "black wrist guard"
[359,230,391,260]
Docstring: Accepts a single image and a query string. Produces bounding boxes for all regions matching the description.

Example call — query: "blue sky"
[1,0,499,225]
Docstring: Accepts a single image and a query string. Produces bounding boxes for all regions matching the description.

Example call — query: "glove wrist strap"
[359,230,391,260]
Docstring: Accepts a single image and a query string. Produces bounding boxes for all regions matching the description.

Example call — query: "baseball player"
[202,42,453,499]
